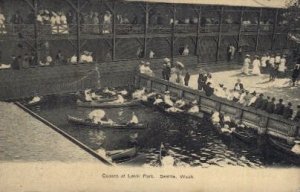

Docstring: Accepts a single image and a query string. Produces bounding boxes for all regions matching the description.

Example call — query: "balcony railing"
[115,24,144,35]
[0,23,293,37]
[221,24,240,32]
[148,25,172,34]
[241,24,258,32]
[175,24,197,33]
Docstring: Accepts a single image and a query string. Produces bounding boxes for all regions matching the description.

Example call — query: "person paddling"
[129,112,139,125]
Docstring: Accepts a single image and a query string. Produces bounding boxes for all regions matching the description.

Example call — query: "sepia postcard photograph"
[0,0,299,191]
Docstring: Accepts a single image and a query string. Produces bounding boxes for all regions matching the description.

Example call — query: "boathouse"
[0,0,298,99]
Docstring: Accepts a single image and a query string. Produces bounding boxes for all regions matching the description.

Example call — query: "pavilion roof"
[125,0,290,9]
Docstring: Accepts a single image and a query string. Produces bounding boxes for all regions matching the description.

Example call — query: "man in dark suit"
[198,73,207,91]
[234,79,244,91]
[204,82,214,97]
[274,99,284,115]
[283,102,293,119]
[260,96,270,111]
[266,97,276,114]
[254,94,264,109]
[293,105,300,122]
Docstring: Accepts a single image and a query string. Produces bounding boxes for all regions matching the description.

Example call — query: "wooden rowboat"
[91,96,117,103]
[106,147,137,161]
[67,115,147,130]
[268,137,300,164]
[232,129,257,145]
[76,100,140,108]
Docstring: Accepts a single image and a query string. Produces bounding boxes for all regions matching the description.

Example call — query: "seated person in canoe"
[132,87,146,100]
[127,112,139,125]
[187,100,200,113]
[88,109,114,125]
[108,94,125,104]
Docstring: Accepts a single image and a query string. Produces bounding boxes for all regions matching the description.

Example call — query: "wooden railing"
[135,73,300,142]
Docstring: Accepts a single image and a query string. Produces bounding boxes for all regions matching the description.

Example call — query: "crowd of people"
[196,71,300,121]
[137,56,300,122]
[241,53,286,77]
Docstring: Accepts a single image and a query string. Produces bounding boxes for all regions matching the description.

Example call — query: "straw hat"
[163,58,170,63]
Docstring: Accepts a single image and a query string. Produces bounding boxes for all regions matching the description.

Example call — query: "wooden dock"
[135,73,300,143]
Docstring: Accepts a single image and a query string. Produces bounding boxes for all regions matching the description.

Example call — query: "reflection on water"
[28,97,294,167]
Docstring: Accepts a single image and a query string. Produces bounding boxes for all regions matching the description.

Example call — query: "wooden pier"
[135,73,300,144]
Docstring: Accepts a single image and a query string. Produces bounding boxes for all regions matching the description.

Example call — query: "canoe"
[76,100,140,108]
[106,147,137,161]
[26,97,46,107]
[91,96,117,103]
[268,137,300,164]
[67,115,147,130]
[232,129,257,144]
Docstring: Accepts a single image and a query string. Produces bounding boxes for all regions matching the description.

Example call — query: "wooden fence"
[135,73,300,142]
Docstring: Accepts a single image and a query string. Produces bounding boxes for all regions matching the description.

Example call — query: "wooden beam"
[23,0,34,10]
[216,7,224,62]
[271,9,279,50]
[76,0,81,62]
[64,0,77,11]
[237,8,244,51]
[112,2,116,61]
[255,9,263,52]
[143,2,149,59]
[195,6,201,62]
[33,0,39,62]
[171,4,176,62]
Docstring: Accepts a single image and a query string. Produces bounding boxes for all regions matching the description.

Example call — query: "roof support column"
[237,8,244,50]
[171,4,176,64]
[216,7,224,62]
[196,6,202,63]
[271,9,279,51]
[255,9,263,52]
[143,2,149,59]
[112,2,116,61]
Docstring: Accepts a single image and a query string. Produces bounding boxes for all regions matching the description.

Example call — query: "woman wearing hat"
[252,55,261,75]
[241,54,251,75]
[278,55,287,78]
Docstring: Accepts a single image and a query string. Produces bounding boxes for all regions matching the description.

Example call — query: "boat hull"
[67,115,146,130]
[76,100,140,108]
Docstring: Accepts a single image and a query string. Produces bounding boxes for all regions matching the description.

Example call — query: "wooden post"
[33,0,39,63]
[237,8,244,50]
[171,4,176,64]
[196,6,202,63]
[112,2,116,61]
[144,2,149,59]
[255,9,263,52]
[271,9,279,51]
[76,0,81,63]
[216,7,224,62]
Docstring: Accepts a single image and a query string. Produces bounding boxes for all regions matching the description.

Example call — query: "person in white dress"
[260,54,268,73]
[252,55,261,75]
[182,45,189,56]
[59,12,69,34]
[278,55,287,78]
[241,54,251,75]
[149,50,155,59]
[103,11,112,34]
[169,67,177,83]
[70,54,77,64]
[0,11,6,34]
[163,91,174,107]
[50,12,58,34]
